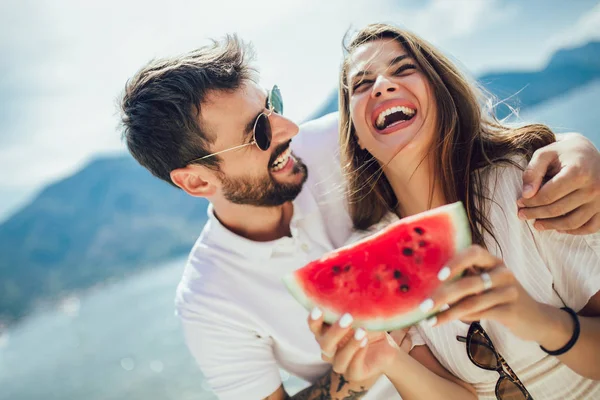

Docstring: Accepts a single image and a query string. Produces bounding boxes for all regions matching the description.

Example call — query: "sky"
[0,0,599,221]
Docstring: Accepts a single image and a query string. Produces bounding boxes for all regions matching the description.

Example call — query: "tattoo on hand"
[290,372,367,400]
[342,387,368,400]
[291,372,332,399]
[336,375,349,392]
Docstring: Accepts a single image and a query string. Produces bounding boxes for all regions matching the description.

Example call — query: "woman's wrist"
[532,303,574,350]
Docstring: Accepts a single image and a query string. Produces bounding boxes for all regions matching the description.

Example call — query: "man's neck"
[212,201,294,242]
[384,153,446,218]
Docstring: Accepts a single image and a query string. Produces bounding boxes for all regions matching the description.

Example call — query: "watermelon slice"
[283,202,471,331]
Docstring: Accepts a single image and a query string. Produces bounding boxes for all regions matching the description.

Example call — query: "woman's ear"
[170,165,217,198]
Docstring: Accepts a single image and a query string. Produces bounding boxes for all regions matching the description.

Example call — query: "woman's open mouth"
[371,100,418,135]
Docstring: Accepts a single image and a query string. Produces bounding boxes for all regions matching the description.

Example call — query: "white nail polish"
[310,307,323,320]
[438,266,451,281]
[440,304,450,312]
[354,328,366,341]
[339,313,354,328]
[426,316,437,327]
[419,299,435,313]
[360,337,368,348]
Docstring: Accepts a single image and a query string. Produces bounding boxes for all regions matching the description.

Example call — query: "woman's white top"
[347,158,600,399]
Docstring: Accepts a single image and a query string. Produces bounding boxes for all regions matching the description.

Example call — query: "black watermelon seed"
[332,266,341,274]
[344,265,351,272]
[414,227,425,235]
[419,240,427,247]
[400,284,409,292]
[393,270,402,279]
[402,247,414,256]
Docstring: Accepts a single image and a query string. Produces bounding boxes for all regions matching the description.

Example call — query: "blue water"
[523,80,600,148]
[0,258,306,400]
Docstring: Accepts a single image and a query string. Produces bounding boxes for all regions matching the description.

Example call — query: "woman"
[308,24,600,399]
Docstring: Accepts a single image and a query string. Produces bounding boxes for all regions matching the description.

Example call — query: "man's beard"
[220,155,308,207]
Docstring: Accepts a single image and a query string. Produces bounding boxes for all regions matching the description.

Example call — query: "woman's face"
[347,39,437,166]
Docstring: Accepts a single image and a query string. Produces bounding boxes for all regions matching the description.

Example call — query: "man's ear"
[170,165,217,198]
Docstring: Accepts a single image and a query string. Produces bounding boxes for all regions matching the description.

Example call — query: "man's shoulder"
[174,236,236,313]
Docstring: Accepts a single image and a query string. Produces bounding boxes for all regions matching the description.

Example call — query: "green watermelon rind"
[283,273,441,330]
[283,202,472,331]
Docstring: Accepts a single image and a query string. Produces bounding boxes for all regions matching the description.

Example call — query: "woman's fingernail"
[517,210,526,220]
[354,328,366,341]
[535,222,545,231]
[438,266,451,281]
[517,198,525,207]
[425,316,437,327]
[360,337,368,348]
[523,184,533,197]
[339,313,354,328]
[440,304,450,312]
[419,299,435,313]
[310,307,323,320]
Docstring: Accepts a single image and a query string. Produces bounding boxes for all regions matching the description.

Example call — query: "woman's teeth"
[271,147,292,172]
[375,106,416,130]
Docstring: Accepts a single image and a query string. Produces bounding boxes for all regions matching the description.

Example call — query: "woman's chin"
[369,131,430,166]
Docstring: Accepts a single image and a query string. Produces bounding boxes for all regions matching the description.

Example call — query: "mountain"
[0,156,208,323]
[1,41,599,324]
[479,41,600,118]
[309,41,600,121]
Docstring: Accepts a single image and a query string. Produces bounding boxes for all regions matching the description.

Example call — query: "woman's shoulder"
[476,153,528,208]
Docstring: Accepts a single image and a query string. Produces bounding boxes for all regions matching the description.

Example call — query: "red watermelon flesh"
[283,202,471,331]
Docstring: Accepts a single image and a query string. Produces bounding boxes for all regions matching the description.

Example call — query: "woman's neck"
[383,153,447,218]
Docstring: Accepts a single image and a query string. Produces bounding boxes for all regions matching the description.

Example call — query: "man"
[120,36,600,399]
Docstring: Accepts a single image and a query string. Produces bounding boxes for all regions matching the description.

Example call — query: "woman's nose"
[371,76,398,98]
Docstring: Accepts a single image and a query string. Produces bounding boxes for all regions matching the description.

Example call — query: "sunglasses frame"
[187,85,282,163]
[457,322,534,400]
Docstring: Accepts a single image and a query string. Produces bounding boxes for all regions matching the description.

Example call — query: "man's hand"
[307,309,410,384]
[518,133,600,235]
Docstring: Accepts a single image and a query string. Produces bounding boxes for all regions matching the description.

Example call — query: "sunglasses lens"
[254,114,272,151]
[497,377,528,400]
[468,330,499,370]
[270,85,283,114]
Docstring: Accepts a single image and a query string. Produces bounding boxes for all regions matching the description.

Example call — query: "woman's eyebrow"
[389,54,409,66]
[351,54,410,82]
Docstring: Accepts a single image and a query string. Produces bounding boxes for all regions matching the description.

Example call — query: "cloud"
[0,0,572,220]
[546,2,600,49]
[389,0,517,43]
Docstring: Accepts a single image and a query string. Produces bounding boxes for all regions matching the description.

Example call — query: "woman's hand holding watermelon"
[307,309,411,382]
[420,245,560,344]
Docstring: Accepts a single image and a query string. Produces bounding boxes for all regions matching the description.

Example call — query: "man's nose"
[269,113,299,144]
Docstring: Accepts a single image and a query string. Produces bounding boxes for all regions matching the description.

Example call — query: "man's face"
[200,81,308,207]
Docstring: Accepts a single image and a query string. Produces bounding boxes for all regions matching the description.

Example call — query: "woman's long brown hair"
[339,24,555,247]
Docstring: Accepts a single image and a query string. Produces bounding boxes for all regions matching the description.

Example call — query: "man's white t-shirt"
[175,113,401,399]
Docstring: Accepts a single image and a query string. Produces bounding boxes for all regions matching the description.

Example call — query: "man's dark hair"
[120,34,256,186]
